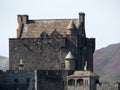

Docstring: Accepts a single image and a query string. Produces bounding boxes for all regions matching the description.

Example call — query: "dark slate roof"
[21,19,79,38]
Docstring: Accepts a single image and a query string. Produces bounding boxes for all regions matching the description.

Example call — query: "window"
[77,79,83,86]
[95,79,99,84]
[26,78,30,83]
[61,63,65,68]
[68,79,75,86]
[84,80,88,86]
[14,79,19,84]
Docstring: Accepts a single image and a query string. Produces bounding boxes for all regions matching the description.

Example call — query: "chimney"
[78,12,86,37]
[79,12,85,24]
[17,15,22,24]
[22,15,29,24]
[17,15,29,24]
[17,14,28,38]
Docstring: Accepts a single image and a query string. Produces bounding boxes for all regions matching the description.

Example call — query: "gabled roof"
[20,19,78,38]
[50,29,62,37]
[40,31,48,37]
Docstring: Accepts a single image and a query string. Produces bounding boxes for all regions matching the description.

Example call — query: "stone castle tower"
[7,12,102,90]
[9,12,95,72]
[1,13,119,90]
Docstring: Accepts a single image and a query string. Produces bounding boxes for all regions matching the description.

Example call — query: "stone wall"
[9,38,69,70]
[37,70,74,90]
[5,70,35,90]
[0,70,8,90]
[9,36,95,71]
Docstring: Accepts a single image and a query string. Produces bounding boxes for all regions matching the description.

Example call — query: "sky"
[0,0,120,57]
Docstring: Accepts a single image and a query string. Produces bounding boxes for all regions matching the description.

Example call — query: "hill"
[0,56,9,70]
[94,43,120,82]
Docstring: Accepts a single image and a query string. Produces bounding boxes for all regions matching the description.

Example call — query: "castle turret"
[65,51,76,70]
[66,21,78,47]
[66,21,77,36]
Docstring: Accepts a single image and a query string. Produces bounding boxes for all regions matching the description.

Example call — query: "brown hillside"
[94,43,120,82]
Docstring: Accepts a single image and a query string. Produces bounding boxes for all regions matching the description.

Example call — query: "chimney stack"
[79,12,85,24]
[78,12,86,37]
[22,15,29,24]
[17,15,22,24]
[17,15,29,24]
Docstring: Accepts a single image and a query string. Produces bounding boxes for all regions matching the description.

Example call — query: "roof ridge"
[30,18,78,21]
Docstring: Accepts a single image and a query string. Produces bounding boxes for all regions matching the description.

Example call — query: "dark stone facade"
[9,13,95,71]
[37,70,74,90]
[0,70,35,90]
[9,38,66,70]
[9,37,95,71]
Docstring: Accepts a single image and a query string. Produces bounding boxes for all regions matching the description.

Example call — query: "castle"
[0,13,119,90]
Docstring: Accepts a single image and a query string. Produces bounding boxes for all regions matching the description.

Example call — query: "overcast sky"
[0,0,120,57]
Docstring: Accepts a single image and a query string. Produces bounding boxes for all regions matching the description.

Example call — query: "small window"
[68,79,75,86]
[95,79,99,84]
[14,79,19,84]
[26,78,30,83]
[77,79,83,86]
[61,63,65,68]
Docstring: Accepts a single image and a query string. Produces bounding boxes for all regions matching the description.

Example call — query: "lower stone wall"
[6,70,35,90]
[37,70,71,90]
[68,86,90,90]
[1,70,120,90]
[0,70,75,90]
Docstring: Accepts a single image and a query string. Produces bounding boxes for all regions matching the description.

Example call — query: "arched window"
[68,79,75,86]
[77,79,83,86]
